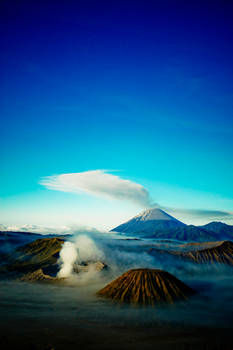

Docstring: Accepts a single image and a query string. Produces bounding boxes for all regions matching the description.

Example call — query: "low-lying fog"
[0,231,233,349]
[1,271,233,328]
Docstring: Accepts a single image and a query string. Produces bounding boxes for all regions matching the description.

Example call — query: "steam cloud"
[58,241,78,278]
[40,170,152,207]
[57,234,104,279]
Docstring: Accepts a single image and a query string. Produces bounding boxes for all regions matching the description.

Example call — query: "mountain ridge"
[111,208,233,242]
[199,222,233,237]
[150,240,233,265]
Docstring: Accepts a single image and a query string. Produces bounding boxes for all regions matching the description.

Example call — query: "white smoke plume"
[75,235,103,263]
[57,234,104,280]
[40,169,152,207]
[57,241,78,278]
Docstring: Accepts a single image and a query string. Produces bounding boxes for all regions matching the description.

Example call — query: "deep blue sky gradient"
[1,0,233,226]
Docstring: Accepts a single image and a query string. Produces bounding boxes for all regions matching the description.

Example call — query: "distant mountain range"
[111,208,233,242]
[199,222,233,236]
[1,208,233,243]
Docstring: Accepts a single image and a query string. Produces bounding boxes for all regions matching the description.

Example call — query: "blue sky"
[1,1,233,230]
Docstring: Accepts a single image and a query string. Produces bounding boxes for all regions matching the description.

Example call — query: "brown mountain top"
[97,268,195,305]
[178,240,233,265]
[7,237,64,273]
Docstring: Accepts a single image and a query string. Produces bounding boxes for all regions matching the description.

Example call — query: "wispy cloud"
[40,170,152,207]
[0,224,103,235]
[166,207,233,222]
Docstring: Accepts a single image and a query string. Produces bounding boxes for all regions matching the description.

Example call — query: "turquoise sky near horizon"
[1,1,233,229]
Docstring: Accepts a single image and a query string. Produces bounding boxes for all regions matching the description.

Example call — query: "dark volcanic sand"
[0,278,233,350]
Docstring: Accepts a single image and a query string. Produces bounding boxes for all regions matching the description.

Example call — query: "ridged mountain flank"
[97,268,195,305]
[175,240,233,265]
[6,237,64,275]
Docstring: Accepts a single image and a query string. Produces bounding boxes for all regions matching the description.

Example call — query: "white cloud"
[164,207,233,225]
[40,170,151,207]
[1,223,105,235]
[3,224,72,234]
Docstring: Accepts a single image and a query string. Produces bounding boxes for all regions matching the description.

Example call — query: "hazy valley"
[0,208,233,349]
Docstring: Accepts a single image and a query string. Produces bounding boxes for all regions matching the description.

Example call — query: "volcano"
[6,237,64,274]
[175,240,233,265]
[111,208,185,236]
[97,268,195,305]
[3,237,107,281]
[110,208,229,241]
[149,240,233,266]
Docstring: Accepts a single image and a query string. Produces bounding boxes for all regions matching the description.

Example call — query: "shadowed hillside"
[0,230,43,255]
[6,237,64,275]
[199,222,233,238]
[145,225,223,241]
[97,268,195,305]
[177,240,233,265]
[150,241,233,266]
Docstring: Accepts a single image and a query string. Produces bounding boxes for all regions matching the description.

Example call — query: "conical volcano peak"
[97,268,195,305]
[134,208,179,222]
[111,207,185,236]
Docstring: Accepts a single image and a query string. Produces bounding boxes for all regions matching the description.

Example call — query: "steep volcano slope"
[150,241,233,265]
[111,208,185,236]
[177,240,233,265]
[6,237,64,274]
[97,268,195,305]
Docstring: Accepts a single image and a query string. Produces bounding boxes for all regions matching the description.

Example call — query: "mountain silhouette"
[111,208,233,242]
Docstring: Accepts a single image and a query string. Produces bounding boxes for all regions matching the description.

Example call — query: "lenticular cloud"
[40,170,151,207]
